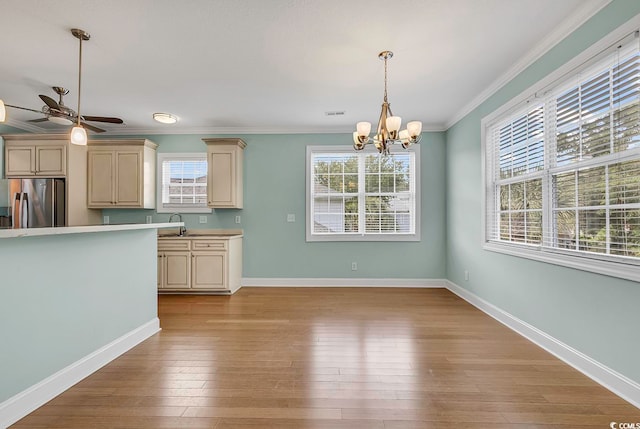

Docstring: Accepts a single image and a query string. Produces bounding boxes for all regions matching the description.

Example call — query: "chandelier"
[353,51,422,155]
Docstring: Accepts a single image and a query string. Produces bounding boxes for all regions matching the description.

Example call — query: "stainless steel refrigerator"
[9,178,66,228]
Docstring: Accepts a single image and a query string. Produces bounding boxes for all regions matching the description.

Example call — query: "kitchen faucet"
[168,213,187,236]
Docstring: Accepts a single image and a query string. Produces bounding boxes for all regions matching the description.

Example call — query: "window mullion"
[358,154,366,236]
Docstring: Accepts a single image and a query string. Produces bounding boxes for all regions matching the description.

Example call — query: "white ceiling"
[0,0,608,136]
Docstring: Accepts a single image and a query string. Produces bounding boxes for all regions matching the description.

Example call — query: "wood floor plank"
[9,288,639,428]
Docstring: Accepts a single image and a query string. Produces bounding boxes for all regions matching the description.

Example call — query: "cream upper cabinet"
[5,142,66,177]
[87,139,157,208]
[2,134,101,227]
[202,138,246,208]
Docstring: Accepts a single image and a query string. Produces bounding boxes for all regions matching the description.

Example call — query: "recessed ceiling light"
[153,112,178,124]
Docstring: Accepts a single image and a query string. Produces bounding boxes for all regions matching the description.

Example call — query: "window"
[483,29,640,281]
[157,153,210,213]
[306,145,420,241]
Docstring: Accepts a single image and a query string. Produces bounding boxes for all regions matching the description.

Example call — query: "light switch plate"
[146,215,153,224]
[235,215,241,224]
[287,214,295,222]
[199,216,207,224]
[103,216,110,225]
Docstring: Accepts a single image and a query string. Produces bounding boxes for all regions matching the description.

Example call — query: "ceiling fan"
[1,28,124,136]
[4,86,123,133]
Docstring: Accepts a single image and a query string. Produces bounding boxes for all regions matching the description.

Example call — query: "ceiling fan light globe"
[48,115,74,126]
[70,126,87,146]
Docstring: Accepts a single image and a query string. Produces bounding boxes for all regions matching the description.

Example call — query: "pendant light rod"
[70,29,90,146]
[71,29,89,126]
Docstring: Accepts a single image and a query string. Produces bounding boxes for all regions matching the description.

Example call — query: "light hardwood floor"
[11,288,640,428]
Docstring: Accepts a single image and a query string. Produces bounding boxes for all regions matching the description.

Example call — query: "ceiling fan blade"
[81,115,124,124]
[5,104,45,114]
[39,94,60,110]
[27,118,49,123]
[80,121,105,133]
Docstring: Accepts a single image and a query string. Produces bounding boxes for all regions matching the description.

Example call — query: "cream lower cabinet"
[161,252,191,289]
[191,252,226,289]
[158,236,242,293]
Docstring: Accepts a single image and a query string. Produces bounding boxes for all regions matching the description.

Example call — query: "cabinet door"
[5,146,35,176]
[191,252,226,289]
[163,251,191,289]
[208,149,236,207]
[115,151,141,206]
[36,145,66,176]
[157,254,164,289]
[88,151,115,206]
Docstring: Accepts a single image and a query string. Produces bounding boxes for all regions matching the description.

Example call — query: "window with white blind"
[306,145,420,242]
[483,28,640,281]
[156,153,211,213]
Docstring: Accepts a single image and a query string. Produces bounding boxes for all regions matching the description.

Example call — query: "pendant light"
[70,28,89,145]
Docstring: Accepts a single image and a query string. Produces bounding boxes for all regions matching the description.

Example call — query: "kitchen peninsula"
[0,222,180,427]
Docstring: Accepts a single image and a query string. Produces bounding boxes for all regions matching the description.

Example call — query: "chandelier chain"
[383,55,388,103]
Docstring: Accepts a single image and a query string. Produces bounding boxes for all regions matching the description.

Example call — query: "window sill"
[307,233,420,242]
[157,207,213,214]
[483,241,640,283]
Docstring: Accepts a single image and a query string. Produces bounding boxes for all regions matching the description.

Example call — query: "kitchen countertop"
[158,228,243,238]
[0,222,183,239]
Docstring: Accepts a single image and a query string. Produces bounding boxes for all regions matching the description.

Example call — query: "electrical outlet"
[464,270,469,281]
[199,216,207,224]
[287,214,295,222]
[351,262,358,271]
[146,215,153,224]
[103,216,110,225]
[235,215,241,224]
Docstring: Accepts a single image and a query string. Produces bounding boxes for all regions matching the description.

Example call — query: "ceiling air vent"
[325,111,345,116]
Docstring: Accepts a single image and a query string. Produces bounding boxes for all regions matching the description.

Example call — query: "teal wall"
[0,229,158,403]
[105,132,447,279]
[446,0,640,384]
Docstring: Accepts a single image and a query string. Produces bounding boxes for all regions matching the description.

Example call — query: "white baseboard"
[241,277,446,288]
[445,280,640,409]
[0,318,160,428]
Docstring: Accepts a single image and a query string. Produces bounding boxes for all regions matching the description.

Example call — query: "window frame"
[156,152,212,214]
[306,145,421,242]
[481,18,640,283]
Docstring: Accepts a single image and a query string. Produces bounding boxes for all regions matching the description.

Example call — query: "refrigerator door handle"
[12,192,20,228]
[21,192,29,228]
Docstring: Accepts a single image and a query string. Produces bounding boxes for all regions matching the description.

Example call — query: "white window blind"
[306,146,420,242]
[157,153,210,213]
[485,31,640,266]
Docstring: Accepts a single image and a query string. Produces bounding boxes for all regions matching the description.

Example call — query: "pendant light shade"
[0,99,5,122]
[70,126,87,145]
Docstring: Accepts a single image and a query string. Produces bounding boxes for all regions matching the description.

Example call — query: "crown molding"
[445,0,612,130]
[1,122,447,136]
[2,118,48,134]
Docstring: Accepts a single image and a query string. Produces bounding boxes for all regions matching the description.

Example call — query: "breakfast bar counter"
[0,222,181,427]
